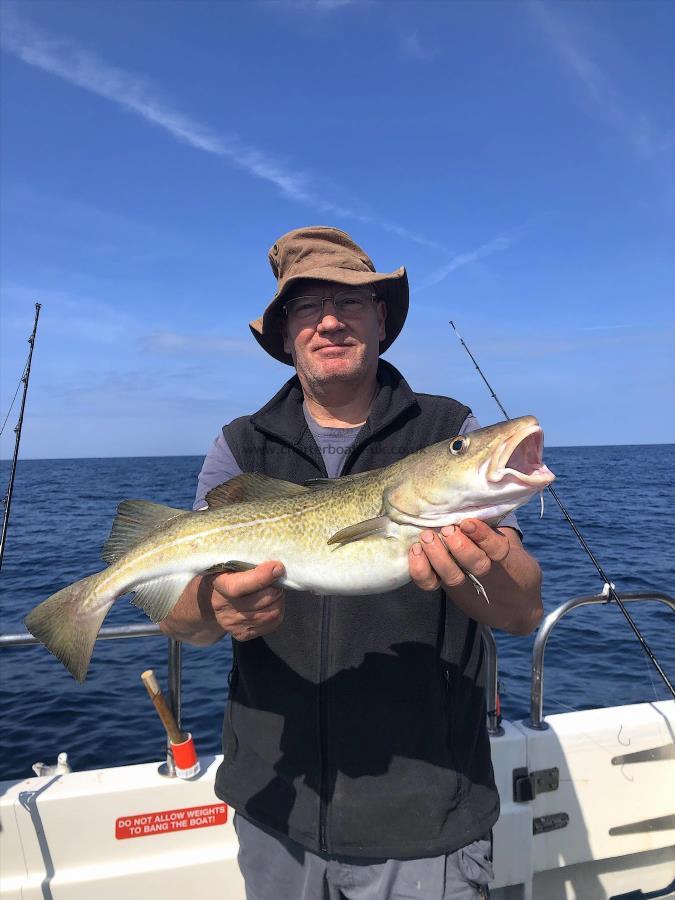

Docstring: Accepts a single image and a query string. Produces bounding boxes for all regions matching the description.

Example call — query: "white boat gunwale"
[1,589,674,900]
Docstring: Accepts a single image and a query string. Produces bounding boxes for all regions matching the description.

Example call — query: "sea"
[0,445,673,783]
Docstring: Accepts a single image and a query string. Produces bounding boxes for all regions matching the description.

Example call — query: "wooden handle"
[141,669,185,744]
[141,669,160,695]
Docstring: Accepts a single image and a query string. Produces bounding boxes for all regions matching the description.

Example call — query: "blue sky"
[1,0,673,459]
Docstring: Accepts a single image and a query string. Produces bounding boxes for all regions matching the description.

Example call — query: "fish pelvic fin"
[204,561,257,575]
[24,571,113,683]
[102,500,185,564]
[130,572,195,622]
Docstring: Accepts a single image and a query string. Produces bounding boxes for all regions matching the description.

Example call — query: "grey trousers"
[234,813,493,900]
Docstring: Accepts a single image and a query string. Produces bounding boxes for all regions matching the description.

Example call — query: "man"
[161,226,543,900]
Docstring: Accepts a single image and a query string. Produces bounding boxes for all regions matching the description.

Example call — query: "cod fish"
[25,416,555,682]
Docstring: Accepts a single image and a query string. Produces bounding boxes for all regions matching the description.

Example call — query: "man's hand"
[409,520,509,591]
[408,518,543,635]
[159,561,286,645]
[210,561,286,642]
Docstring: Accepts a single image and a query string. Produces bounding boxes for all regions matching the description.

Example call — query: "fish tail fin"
[24,572,114,683]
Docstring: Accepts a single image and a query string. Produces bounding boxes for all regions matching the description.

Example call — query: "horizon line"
[2,440,674,463]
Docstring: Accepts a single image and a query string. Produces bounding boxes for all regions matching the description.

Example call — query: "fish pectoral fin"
[131,573,195,623]
[206,473,309,508]
[102,500,185,564]
[327,515,393,547]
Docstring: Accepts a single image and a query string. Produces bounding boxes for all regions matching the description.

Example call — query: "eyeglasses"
[283,290,377,323]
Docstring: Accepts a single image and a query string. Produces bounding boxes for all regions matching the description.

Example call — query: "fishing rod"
[449,320,675,702]
[0,303,42,573]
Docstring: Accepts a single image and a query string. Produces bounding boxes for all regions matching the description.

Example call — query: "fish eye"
[449,436,468,456]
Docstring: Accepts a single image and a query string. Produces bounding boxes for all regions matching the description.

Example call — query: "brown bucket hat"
[249,225,409,365]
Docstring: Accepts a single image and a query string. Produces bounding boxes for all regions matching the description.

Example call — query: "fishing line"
[0,303,41,572]
[0,363,28,437]
[449,320,675,702]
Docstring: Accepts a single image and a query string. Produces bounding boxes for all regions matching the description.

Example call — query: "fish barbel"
[25,416,555,682]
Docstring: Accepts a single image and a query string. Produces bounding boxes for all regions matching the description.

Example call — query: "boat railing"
[481,625,503,737]
[0,624,184,774]
[0,620,504,769]
[2,590,672,773]
[525,590,675,730]
[0,622,162,647]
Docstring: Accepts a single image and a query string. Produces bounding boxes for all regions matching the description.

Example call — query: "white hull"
[2,700,673,900]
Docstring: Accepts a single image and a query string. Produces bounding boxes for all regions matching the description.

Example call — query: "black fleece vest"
[214,360,499,858]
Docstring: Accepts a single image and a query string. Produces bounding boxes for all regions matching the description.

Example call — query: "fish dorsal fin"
[305,468,385,490]
[102,499,185,564]
[205,473,309,508]
[327,515,392,547]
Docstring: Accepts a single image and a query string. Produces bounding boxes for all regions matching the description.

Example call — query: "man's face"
[281,279,387,390]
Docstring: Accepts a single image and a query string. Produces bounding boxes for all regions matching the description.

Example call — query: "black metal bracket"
[513,766,559,803]
[533,812,569,834]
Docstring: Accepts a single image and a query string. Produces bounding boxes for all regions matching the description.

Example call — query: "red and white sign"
[115,803,227,839]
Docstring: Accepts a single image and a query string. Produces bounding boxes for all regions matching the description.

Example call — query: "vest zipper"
[226,657,240,759]
[441,661,463,802]
[318,594,331,852]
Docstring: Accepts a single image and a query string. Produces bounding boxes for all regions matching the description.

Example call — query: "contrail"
[0,8,446,251]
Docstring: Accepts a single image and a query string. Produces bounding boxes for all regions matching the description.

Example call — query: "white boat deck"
[2,700,673,899]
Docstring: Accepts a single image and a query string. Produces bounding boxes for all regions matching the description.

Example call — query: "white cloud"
[465,325,675,359]
[140,330,257,357]
[309,0,358,8]
[528,1,675,170]
[265,0,359,11]
[1,283,134,343]
[399,30,437,62]
[0,10,312,203]
[416,235,515,290]
[0,7,443,251]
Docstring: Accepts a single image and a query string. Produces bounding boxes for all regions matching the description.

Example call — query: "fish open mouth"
[488,422,555,487]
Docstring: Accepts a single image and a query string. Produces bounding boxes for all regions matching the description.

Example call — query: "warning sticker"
[115,803,227,839]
